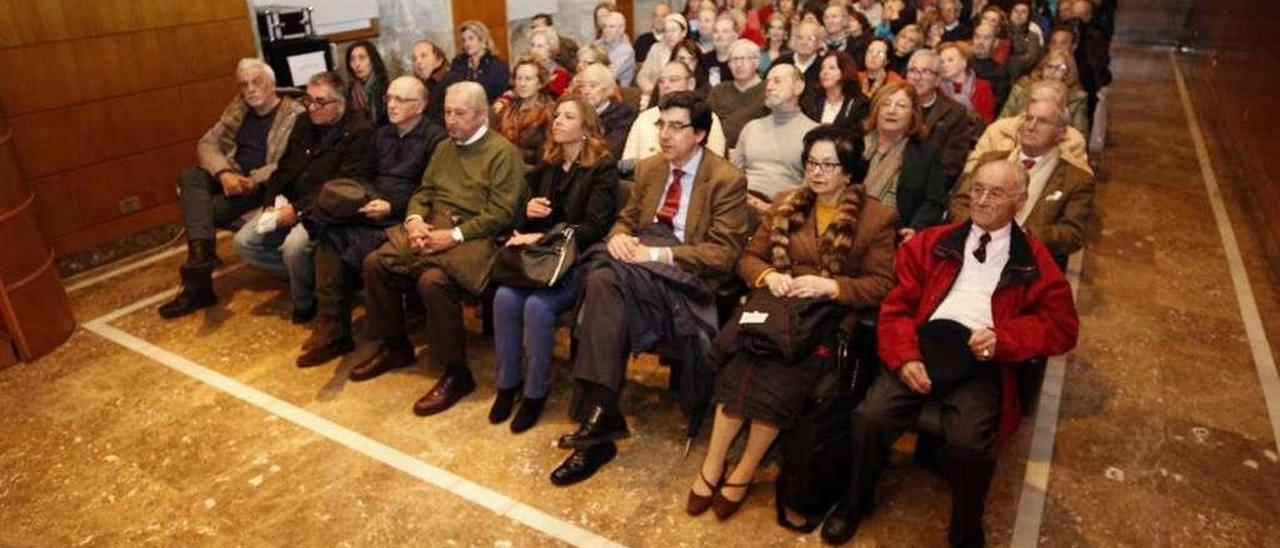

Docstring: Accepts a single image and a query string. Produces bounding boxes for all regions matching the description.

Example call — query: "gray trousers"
[178,167,263,242]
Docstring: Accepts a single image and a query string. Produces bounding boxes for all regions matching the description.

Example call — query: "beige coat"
[196,95,305,184]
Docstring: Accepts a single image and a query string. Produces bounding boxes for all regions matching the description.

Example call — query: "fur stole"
[769,185,863,277]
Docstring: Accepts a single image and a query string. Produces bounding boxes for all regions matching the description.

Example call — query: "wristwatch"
[450,227,464,243]
[649,247,661,263]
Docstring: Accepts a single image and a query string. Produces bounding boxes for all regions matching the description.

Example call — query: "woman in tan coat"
[686,125,898,521]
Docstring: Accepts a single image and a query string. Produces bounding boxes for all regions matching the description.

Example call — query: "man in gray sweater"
[731,63,818,216]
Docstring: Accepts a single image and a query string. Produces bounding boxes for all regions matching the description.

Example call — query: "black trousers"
[568,267,633,422]
[848,368,1001,547]
[177,167,263,242]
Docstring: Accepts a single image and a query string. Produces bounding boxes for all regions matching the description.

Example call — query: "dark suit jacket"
[923,93,980,186]
[941,21,974,42]
[599,101,637,159]
[264,109,375,213]
[949,150,1095,257]
[800,89,870,137]
[771,52,822,87]
[612,149,749,283]
[896,138,950,231]
[523,157,619,251]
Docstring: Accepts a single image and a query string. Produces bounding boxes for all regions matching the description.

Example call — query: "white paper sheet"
[286,51,329,85]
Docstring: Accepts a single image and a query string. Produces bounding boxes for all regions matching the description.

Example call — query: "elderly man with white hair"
[708,38,768,150]
[772,20,824,85]
[595,11,636,86]
[159,58,305,319]
[949,90,1095,262]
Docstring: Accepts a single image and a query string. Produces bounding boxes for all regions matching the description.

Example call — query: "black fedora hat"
[916,319,977,390]
[311,178,369,225]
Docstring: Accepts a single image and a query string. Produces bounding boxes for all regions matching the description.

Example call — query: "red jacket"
[877,221,1079,443]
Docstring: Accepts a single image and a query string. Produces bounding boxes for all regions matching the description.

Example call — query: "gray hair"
[908,48,941,71]
[236,57,276,85]
[978,159,1031,193]
[1027,80,1071,125]
[605,11,627,26]
[727,38,761,58]
[308,71,347,100]
[447,81,489,112]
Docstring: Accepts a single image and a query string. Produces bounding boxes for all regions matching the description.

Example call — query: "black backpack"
[773,330,861,532]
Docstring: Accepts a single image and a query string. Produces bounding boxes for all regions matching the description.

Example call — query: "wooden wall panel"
[0,0,247,48]
[452,1,510,62]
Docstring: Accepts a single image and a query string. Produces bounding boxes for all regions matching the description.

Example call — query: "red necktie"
[1022,158,1036,171]
[952,81,963,93]
[656,168,685,227]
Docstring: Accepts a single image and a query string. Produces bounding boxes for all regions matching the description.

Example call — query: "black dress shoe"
[412,370,477,416]
[158,265,216,319]
[550,442,617,487]
[557,407,629,450]
[820,502,864,546]
[489,386,520,424]
[509,396,545,434]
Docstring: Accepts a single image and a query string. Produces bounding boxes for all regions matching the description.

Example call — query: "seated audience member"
[577,43,612,72]
[858,38,904,99]
[351,82,525,414]
[1006,1,1045,80]
[531,13,581,74]
[821,159,1078,546]
[449,21,512,103]
[801,51,870,136]
[159,58,305,319]
[593,2,618,40]
[938,0,973,42]
[694,5,719,53]
[573,64,637,158]
[936,41,997,124]
[823,4,855,55]
[297,76,448,367]
[966,80,1091,177]
[490,96,620,434]
[690,125,897,520]
[529,27,573,97]
[636,13,690,103]
[234,71,375,323]
[709,39,769,150]
[734,63,819,213]
[970,23,1011,112]
[345,40,390,127]
[635,2,674,64]
[1046,24,1077,56]
[977,7,1012,65]
[702,13,741,87]
[725,0,765,44]
[1065,0,1111,113]
[877,0,914,39]
[774,20,825,86]
[759,12,792,75]
[844,10,876,64]
[597,11,637,86]
[906,49,980,186]
[951,94,1094,260]
[999,50,1090,134]
[854,0,885,28]
[621,61,727,169]
[493,54,557,166]
[922,13,948,50]
[411,39,454,124]
[887,24,924,75]
[549,91,749,486]
[861,81,949,240]
[672,38,713,95]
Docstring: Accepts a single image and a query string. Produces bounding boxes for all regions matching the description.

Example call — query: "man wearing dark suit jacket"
[906,49,981,187]
[550,91,749,486]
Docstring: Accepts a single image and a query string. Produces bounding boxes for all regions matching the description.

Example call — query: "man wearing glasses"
[708,39,769,150]
[550,91,748,486]
[622,61,727,173]
[822,159,1078,547]
[297,76,448,367]
[233,70,375,324]
[949,94,1095,268]
[906,49,980,186]
[159,58,305,319]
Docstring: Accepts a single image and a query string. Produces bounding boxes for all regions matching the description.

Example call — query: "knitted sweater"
[406,129,527,241]
[731,105,819,200]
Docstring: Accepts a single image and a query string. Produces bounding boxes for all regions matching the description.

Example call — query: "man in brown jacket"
[549,91,749,486]
[159,58,304,318]
[906,49,981,188]
[949,94,1095,263]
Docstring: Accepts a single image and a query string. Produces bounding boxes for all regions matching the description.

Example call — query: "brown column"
[0,101,75,365]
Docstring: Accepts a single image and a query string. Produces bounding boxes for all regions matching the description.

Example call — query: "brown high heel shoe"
[686,471,720,516]
[712,479,751,520]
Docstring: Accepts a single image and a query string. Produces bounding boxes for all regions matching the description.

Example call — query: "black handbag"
[488,223,578,288]
[737,287,845,363]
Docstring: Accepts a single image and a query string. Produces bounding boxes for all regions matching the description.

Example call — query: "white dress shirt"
[1012,147,1060,224]
[654,148,703,243]
[930,222,1012,331]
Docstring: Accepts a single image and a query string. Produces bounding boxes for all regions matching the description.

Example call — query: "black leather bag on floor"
[774,331,860,532]
[488,223,578,288]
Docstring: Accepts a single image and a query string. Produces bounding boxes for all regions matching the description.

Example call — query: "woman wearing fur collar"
[686,125,898,522]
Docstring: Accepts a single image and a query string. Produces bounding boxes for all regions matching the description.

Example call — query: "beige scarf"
[862,132,908,212]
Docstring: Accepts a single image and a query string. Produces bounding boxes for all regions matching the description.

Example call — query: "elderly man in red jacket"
[821,159,1079,548]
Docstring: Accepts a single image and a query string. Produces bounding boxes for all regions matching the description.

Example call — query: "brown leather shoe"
[687,470,721,516]
[348,340,416,382]
[297,316,354,368]
[412,370,476,416]
[712,479,751,521]
[301,315,343,352]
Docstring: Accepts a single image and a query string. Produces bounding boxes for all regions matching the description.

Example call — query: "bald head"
[969,159,1029,231]
[386,76,427,130]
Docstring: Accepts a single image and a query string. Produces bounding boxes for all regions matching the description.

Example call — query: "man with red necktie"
[549,91,749,486]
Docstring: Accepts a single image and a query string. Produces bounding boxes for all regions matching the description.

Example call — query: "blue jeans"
[491,268,582,399]
[233,212,317,312]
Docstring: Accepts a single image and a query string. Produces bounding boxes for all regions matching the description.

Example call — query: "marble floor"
[2,45,1278,547]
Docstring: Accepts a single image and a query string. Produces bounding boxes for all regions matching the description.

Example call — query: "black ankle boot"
[509,396,546,433]
[489,386,520,424]
[185,238,220,268]
[158,264,216,319]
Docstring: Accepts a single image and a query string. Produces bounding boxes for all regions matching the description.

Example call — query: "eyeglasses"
[654,120,694,133]
[970,184,1023,202]
[384,94,423,105]
[805,160,843,173]
[1043,63,1069,73]
[302,96,342,109]
[867,49,888,59]
[1020,113,1065,128]
[907,67,939,77]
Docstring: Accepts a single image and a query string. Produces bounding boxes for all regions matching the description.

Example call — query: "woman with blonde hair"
[529,26,573,96]
[489,94,618,433]
[448,20,511,102]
